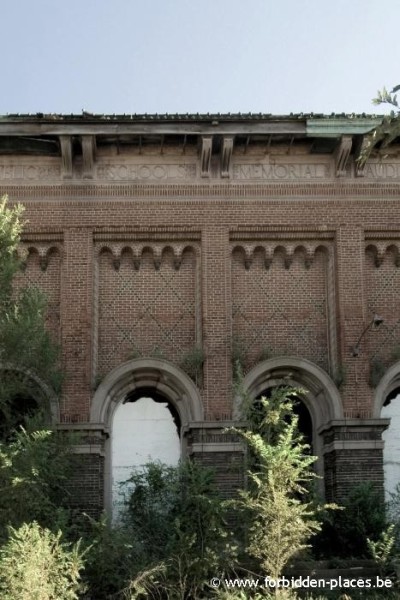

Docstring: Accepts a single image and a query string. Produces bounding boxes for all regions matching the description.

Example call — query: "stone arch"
[91,357,204,428]
[235,357,342,423]
[0,363,60,424]
[91,358,203,514]
[373,360,400,418]
[373,360,400,499]
[235,357,343,486]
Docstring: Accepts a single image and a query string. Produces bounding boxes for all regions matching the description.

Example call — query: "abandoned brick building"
[1,113,400,514]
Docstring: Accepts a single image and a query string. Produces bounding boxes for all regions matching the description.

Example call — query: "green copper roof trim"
[306,117,383,137]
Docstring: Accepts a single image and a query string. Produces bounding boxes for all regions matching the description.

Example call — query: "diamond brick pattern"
[97,248,197,375]
[232,248,329,372]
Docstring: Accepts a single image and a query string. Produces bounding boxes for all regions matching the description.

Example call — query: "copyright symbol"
[210,577,221,588]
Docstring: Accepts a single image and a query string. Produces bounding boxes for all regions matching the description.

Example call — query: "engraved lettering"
[232,163,330,180]
[275,165,288,178]
[364,163,400,179]
[95,163,196,181]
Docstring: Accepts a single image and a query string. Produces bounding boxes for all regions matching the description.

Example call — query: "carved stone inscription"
[0,165,61,180]
[96,164,197,181]
[232,163,331,180]
[364,163,400,179]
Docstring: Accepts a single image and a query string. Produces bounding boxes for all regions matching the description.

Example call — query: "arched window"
[0,393,39,440]
[255,388,314,452]
[0,367,58,441]
[90,358,204,515]
[381,387,400,501]
[111,390,181,515]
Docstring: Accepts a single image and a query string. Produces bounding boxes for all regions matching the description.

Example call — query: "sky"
[1,0,399,116]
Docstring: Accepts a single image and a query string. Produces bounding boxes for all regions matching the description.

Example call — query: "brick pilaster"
[201,227,231,419]
[336,226,371,416]
[60,229,93,421]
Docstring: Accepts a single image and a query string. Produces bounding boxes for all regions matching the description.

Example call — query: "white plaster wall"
[382,393,400,501]
[111,397,180,515]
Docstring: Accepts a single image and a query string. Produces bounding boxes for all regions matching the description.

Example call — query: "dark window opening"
[0,394,39,440]
[256,388,313,452]
[384,386,400,407]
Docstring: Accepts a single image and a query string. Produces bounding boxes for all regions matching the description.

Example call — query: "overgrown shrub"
[82,514,139,600]
[121,460,237,599]
[229,386,324,583]
[313,482,387,558]
[0,521,85,600]
[0,423,78,542]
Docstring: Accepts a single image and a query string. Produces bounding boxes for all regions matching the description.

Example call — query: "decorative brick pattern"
[13,242,62,342]
[3,120,400,507]
[96,244,198,376]
[365,242,400,368]
[232,243,330,373]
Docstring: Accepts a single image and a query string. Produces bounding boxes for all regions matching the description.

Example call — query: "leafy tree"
[360,84,400,163]
[0,194,61,436]
[230,385,325,584]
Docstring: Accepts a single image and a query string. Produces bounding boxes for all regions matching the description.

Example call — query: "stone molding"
[90,357,204,427]
[235,357,342,423]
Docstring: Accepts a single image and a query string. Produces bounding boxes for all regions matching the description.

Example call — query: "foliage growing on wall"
[0,195,61,433]
[179,345,205,385]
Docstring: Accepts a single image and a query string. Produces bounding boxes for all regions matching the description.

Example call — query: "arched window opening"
[111,390,181,516]
[0,393,39,440]
[381,387,400,501]
[256,388,313,453]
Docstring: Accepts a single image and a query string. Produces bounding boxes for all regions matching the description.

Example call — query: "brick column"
[201,227,231,419]
[322,419,390,503]
[336,225,372,417]
[60,228,93,422]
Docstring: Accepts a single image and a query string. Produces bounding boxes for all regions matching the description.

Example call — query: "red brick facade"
[1,114,399,511]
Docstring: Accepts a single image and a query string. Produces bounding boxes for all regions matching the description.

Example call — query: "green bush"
[313,482,387,558]
[81,514,139,600]
[0,424,78,542]
[121,460,237,599]
[0,521,85,600]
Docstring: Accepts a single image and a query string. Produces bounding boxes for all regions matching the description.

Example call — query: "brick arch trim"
[0,363,59,423]
[90,357,204,427]
[373,360,400,417]
[235,357,343,428]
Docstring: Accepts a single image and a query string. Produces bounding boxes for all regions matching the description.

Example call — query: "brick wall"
[3,138,400,505]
